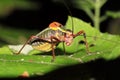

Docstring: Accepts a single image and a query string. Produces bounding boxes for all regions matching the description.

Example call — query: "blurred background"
[0,0,120,46]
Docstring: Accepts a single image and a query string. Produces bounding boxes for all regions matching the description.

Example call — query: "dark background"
[0,0,120,79]
[0,0,119,33]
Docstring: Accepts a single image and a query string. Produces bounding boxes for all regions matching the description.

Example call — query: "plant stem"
[94,0,101,31]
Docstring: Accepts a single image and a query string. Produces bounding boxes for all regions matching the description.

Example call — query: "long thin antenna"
[62,0,74,34]
[54,0,74,55]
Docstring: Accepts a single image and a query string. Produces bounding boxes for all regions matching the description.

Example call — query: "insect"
[15,1,120,62]
[16,21,90,62]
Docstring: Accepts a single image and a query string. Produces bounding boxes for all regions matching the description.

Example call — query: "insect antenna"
[61,0,74,55]
[62,0,74,34]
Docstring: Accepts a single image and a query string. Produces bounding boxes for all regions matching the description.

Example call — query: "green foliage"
[71,0,120,31]
[58,16,120,61]
[0,16,120,78]
[0,27,37,45]
[106,11,120,18]
[72,0,107,30]
[0,0,38,17]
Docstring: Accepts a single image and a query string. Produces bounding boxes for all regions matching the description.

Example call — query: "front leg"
[73,30,90,54]
[50,36,61,62]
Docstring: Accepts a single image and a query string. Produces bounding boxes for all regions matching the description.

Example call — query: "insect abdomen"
[29,28,64,52]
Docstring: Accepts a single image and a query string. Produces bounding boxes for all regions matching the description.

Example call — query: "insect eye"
[59,24,62,27]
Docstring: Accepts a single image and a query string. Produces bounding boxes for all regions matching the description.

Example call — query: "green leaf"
[58,16,99,53]
[0,16,120,78]
[58,16,120,61]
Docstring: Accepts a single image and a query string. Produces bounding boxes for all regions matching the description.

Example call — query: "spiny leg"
[16,40,28,54]
[50,36,58,62]
[50,36,63,62]
[51,42,55,62]
[16,35,37,54]
[73,30,90,54]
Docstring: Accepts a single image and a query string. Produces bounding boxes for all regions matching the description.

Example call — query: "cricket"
[16,21,90,62]
[15,1,119,62]
[15,0,93,62]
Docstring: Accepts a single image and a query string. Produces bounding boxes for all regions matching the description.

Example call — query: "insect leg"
[73,30,90,54]
[50,36,56,62]
[16,35,38,54]
[50,36,62,62]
